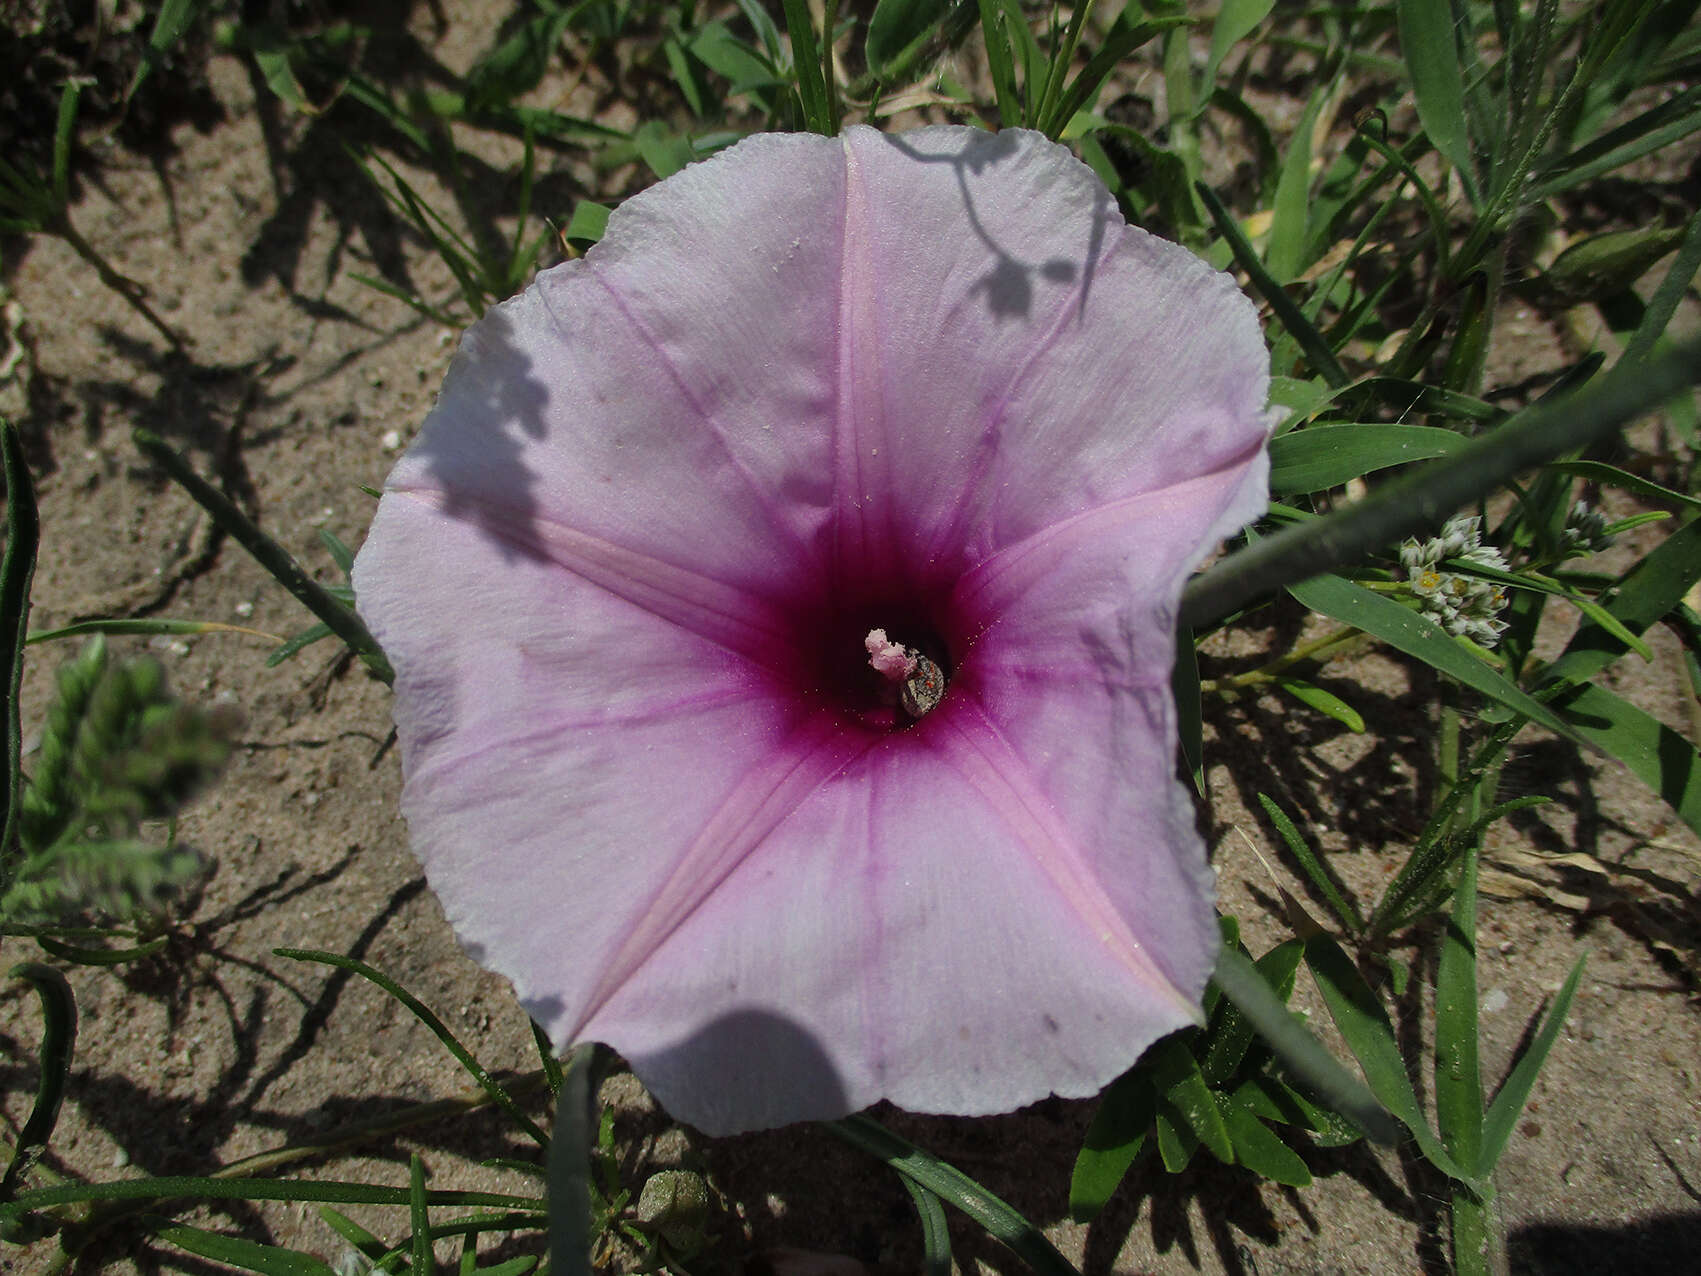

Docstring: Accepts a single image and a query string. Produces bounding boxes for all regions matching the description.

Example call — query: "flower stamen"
[865,629,946,719]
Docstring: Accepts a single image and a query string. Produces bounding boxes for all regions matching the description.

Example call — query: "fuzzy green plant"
[1,637,236,925]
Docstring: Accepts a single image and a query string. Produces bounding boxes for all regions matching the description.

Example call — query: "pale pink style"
[353,126,1272,1135]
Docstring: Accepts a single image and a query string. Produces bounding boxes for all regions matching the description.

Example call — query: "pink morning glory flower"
[352,126,1272,1135]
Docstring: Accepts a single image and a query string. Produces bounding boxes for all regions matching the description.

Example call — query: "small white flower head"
[1561,500,1616,557]
[1399,514,1510,648]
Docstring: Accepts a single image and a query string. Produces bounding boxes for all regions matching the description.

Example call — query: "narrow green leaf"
[865,0,952,81]
[0,964,76,1202]
[1,420,40,880]
[1220,1094,1311,1187]
[265,622,334,668]
[1152,1101,1199,1173]
[1187,335,1701,626]
[1625,212,1701,366]
[51,82,81,210]
[1174,625,1204,791]
[1069,1069,1155,1222]
[28,617,280,646]
[1530,86,1701,200]
[1267,83,1329,283]
[1256,794,1364,933]
[1542,516,1701,689]
[33,934,169,966]
[1304,934,1471,1183]
[1545,460,1701,514]
[1197,182,1350,388]
[826,1115,1077,1276]
[1275,676,1366,732]
[975,0,1021,127]
[1478,954,1585,1174]
[1045,13,1189,138]
[154,1222,340,1276]
[899,1176,952,1276]
[1201,0,1274,95]
[275,949,548,1147]
[1288,574,1579,742]
[1434,846,1483,1173]
[779,0,832,133]
[1269,424,1466,494]
[1397,0,1476,196]
[0,1176,542,1223]
[133,431,393,683]
[411,1155,433,1276]
[1211,945,1399,1145]
[1552,680,1701,841]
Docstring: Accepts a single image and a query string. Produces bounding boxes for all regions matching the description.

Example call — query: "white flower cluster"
[1400,514,1510,647]
[1560,500,1616,557]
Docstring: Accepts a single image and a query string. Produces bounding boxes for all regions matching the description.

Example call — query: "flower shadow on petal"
[878,130,1108,323]
[407,305,552,564]
[623,1007,849,1137]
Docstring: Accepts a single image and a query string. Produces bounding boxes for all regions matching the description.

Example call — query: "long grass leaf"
[1434,846,1483,1172]
[1181,335,1701,627]
[274,949,547,1147]
[0,421,38,881]
[1477,954,1585,1174]
[1397,0,1476,198]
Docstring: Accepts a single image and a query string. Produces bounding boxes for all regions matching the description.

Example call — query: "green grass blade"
[1201,0,1274,98]
[1200,937,1303,1086]
[1624,211,1701,366]
[0,1176,543,1222]
[779,0,832,133]
[1397,0,1477,199]
[975,0,1021,126]
[1288,574,1578,742]
[274,949,548,1147]
[133,431,393,683]
[1257,794,1364,933]
[1302,934,1471,1183]
[865,0,952,83]
[1149,1037,1233,1163]
[1267,83,1329,283]
[1181,335,1701,628]
[411,1154,433,1276]
[0,420,40,879]
[1197,181,1350,388]
[899,1175,953,1276]
[1477,954,1585,1174]
[0,964,77,1202]
[153,1222,339,1276]
[1434,846,1483,1173]
[1544,460,1701,513]
[27,618,281,646]
[826,1114,1077,1275]
[1211,945,1400,1145]
[1044,12,1189,138]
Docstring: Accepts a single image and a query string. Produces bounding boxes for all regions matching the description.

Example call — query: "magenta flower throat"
[352,126,1273,1135]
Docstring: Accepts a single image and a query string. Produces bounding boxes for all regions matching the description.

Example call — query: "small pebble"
[235,601,254,618]
[381,429,402,451]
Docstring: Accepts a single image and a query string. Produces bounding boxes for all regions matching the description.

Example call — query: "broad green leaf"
[1304,933,1472,1184]
[1149,1037,1233,1164]
[563,201,611,247]
[1212,946,1398,1144]
[1220,1094,1312,1187]
[1068,1068,1156,1221]
[1287,574,1579,742]
[1536,224,1688,306]
[254,47,312,112]
[1397,0,1476,196]
[1434,846,1483,1173]
[1478,955,1585,1175]
[1269,424,1466,494]
[1200,937,1305,1085]
[866,0,952,81]
[633,122,695,180]
[1552,681,1701,841]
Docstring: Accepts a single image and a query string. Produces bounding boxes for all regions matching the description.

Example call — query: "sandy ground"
[3,13,1700,1276]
